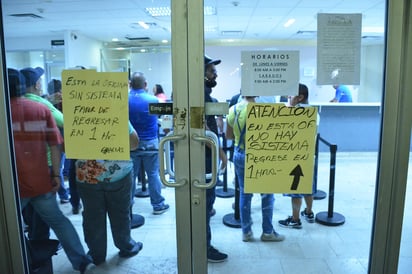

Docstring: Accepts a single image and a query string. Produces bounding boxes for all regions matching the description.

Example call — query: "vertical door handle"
[191,131,219,189]
[159,133,187,187]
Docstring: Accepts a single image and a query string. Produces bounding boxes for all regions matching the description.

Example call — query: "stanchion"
[216,133,235,198]
[131,160,147,228]
[131,212,145,229]
[315,138,345,226]
[222,174,241,228]
[313,133,326,200]
[215,169,235,197]
[135,160,150,198]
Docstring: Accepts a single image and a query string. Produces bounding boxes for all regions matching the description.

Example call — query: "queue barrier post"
[135,158,150,198]
[315,135,345,226]
[222,165,241,228]
[313,133,327,200]
[216,133,235,198]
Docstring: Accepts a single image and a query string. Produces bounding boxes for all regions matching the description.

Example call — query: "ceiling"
[1,0,386,48]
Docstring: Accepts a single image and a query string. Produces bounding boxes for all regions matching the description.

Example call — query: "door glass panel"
[205,1,385,273]
[1,1,179,273]
[1,0,402,273]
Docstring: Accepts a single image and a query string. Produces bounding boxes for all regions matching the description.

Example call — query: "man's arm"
[130,129,139,151]
[50,144,62,192]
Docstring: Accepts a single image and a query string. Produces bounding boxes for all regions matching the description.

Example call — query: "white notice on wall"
[317,13,362,85]
[241,50,299,97]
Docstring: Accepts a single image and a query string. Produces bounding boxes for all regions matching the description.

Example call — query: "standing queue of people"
[7,60,320,272]
[7,67,171,273]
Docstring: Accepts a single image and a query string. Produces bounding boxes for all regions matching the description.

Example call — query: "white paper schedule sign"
[317,13,362,85]
[241,50,299,97]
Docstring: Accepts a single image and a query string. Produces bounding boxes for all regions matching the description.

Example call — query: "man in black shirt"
[204,55,228,263]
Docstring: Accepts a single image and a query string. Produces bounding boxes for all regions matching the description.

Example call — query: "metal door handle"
[159,133,187,187]
[164,131,175,179]
[191,132,218,189]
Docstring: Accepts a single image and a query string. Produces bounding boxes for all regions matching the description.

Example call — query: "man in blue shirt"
[330,84,353,102]
[128,72,169,215]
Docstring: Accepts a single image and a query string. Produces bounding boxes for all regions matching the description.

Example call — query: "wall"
[4,35,64,51]
[5,37,385,104]
[129,52,172,98]
[64,31,102,70]
[5,32,102,70]
[206,44,385,104]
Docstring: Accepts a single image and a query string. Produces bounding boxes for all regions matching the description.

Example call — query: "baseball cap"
[204,55,221,66]
[7,68,26,97]
[20,67,44,87]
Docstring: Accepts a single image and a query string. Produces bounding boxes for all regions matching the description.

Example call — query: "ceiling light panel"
[145,6,216,17]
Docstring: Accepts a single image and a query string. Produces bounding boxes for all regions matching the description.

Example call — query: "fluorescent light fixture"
[161,39,168,43]
[284,18,295,28]
[145,7,171,17]
[221,30,243,36]
[145,6,216,17]
[138,21,150,29]
[112,38,119,42]
[204,6,216,16]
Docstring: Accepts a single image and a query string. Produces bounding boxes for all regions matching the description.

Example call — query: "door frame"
[0,34,28,274]
[369,0,412,273]
[171,0,209,273]
[1,0,412,273]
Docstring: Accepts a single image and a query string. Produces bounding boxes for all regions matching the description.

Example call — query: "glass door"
[1,0,412,274]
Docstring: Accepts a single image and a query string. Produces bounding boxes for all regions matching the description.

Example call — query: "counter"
[312,102,382,152]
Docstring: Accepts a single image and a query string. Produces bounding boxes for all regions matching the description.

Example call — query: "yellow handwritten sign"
[62,70,130,160]
[244,103,317,193]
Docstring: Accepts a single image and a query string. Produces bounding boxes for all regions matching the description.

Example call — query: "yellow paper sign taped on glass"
[244,103,318,194]
[62,70,130,160]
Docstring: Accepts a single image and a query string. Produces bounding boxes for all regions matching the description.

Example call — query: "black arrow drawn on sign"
[290,164,304,190]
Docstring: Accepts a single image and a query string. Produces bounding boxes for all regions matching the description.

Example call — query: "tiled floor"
[51,152,412,273]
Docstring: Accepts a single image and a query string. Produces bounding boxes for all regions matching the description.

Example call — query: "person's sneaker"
[301,208,315,223]
[153,204,170,215]
[72,204,82,215]
[242,231,254,242]
[260,231,285,242]
[118,241,143,258]
[278,216,302,229]
[207,246,228,263]
[60,198,70,204]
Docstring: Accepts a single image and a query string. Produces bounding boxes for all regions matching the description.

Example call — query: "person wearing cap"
[204,55,228,263]
[20,67,71,205]
[7,68,92,273]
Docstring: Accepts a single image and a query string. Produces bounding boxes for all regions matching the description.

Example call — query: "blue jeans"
[20,192,90,271]
[234,147,275,234]
[67,159,81,208]
[22,203,50,240]
[77,172,137,264]
[56,153,70,201]
[130,139,166,210]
